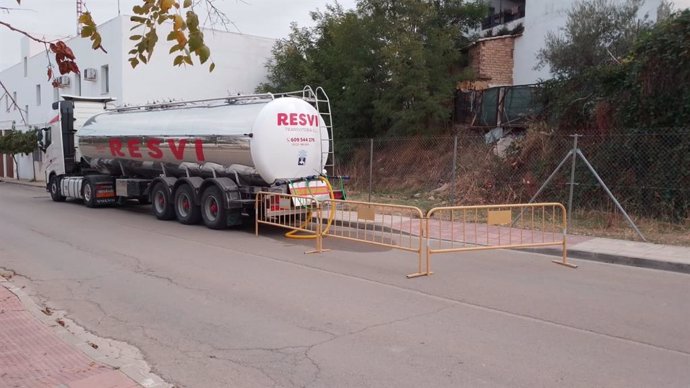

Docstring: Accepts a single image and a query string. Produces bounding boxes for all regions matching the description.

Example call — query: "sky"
[0,0,358,70]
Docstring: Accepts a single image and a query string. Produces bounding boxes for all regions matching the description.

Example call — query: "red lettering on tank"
[307,114,319,126]
[109,138,126,157]
[289,113,298,125]
[194,139,205,162]
[277,113,288,126]
[146,138,163,159]
[127,138,142,158]
[168,139,187,160]
[298,113,307,126]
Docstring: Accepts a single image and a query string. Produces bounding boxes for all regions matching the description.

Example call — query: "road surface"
[1,182,689,387]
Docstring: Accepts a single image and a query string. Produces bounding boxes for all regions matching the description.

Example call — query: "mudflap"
[85,175,118,207]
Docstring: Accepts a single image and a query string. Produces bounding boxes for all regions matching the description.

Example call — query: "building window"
[36,84,41,106]
[23,57,27,77]
[53,87,60,102]
[101,65,109,94]
[75,73,82,96]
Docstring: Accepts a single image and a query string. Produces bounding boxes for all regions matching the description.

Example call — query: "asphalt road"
[1,182,689,388]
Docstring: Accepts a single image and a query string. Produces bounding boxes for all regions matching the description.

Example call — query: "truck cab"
[40,95,114,195]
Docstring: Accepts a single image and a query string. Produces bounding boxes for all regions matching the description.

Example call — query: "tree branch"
[605,46,622,65]
[0,20,51,45]
[0,80,27,126]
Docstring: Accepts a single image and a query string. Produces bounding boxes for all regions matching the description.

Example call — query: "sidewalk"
[538,236,690,274]
[0,178,46,188]
[0,277,147,388]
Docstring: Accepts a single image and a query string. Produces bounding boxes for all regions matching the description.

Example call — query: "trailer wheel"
[151,182,175,220]
[201,185,227,230]
[82,181,97,208]
[174,184,201,225]
[49,176,66,202]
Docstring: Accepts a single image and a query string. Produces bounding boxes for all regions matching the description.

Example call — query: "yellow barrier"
[255,192,323,253]
[255,194,576,278]
[425,202,577,273]
[320,199,429,278]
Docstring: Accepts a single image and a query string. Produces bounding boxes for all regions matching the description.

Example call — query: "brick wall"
[467,35,515,87]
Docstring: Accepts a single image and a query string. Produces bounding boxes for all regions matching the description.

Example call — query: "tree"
[536,0,651,77]
[259,0,485,138]
[0,128,38,180]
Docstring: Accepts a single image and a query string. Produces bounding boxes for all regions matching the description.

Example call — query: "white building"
[0,15,275,181]
[480,0,666,85]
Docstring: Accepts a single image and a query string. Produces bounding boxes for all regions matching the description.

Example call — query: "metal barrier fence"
[255,192,576,277]
[426,202,576,273]
[255,192,323,253]
[320,199,427,278]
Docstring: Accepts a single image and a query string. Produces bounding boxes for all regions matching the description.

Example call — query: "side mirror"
[38,127,50,152]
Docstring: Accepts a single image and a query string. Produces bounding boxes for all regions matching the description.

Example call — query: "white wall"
[513,0,664,85]
[121,25,275,104]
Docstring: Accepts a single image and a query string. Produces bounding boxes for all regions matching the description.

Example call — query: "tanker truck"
[40,87,338,229]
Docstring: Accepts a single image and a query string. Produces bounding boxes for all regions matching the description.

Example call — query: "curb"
[527,247,690,274]
[0,179,46,188]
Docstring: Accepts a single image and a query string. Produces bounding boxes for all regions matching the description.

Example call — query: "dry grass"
[336,134,690,246]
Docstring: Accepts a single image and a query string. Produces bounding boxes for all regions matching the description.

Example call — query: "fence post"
[450,135,458,205]
[368,138,373,203]
[567,134,580,230]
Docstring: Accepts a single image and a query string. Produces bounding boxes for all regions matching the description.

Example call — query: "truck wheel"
[200,185,227,230]
[174,184,201,225]
[82,181,97,208]
[49,176,66,202]
[151,182,175,220]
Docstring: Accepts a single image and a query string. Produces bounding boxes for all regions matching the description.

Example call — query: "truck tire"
[49,176,66,202]
[82,180,98,208]
[200,185,227,230]
[151,182,175,220]
[174,184,201,225]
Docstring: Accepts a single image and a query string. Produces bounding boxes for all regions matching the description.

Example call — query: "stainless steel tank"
[77,96,329,185]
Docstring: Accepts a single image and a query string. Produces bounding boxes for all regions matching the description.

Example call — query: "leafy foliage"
[536,0,651,77]
[539,9,690,131]
[618,9,690,128]
[48,41,81,87]
[258,0,485,138]
[0,129,38,156]
[79,0,216,71]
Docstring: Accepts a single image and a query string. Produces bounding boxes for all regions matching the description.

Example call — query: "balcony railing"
[482,7,525,30]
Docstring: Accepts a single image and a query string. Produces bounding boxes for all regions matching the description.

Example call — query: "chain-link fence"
[333,130,690,245]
